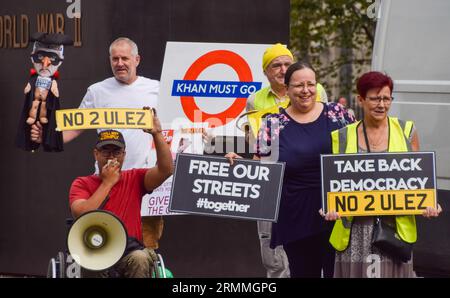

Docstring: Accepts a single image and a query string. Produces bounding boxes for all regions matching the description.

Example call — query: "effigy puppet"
[16,32,73,152]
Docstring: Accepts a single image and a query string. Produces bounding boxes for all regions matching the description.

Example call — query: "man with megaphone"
[68,110,173,277]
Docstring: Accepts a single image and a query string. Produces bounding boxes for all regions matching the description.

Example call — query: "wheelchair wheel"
[57,252,66,278]
[47,252,66,278]
[156,254,166,278]
[47,258,57,278]
[151,254,173,278]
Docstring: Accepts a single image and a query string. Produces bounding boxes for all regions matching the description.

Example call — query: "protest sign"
[170,154,285,221]
[321,152,437,216]
[55,108,152,131]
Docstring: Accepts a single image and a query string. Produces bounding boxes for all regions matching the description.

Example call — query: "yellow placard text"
[55,108,153,131]
[327,189,436,216]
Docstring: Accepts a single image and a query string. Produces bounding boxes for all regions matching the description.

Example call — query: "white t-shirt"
[79,76,159,170]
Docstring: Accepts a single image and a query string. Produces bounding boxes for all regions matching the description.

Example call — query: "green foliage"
[290,0,376,102]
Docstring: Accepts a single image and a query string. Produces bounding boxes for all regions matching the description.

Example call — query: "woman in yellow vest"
[321,71,442,278]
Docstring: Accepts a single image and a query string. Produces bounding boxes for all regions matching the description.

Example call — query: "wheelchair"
[47,251,170,278]
[47,218,172,278]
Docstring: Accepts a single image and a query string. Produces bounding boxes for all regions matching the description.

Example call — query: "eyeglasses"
[289,81,316,90]
[98,149,124,158]
[366,96,394,104]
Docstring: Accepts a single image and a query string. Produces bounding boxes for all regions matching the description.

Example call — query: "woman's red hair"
[356,71,393,97]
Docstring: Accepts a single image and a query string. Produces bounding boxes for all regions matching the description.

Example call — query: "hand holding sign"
[423,204,442,218]
[142,107,162,136]
[224,151,243,166]
[30,121,43,144]
[319,208,340,221]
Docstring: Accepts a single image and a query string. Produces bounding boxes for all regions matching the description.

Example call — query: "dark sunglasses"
[31,51,63,66]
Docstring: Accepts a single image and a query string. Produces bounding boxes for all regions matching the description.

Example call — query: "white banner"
[158,41,272,136]
[142,42,272,216]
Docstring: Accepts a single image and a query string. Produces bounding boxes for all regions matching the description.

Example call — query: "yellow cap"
[262,43,294,71]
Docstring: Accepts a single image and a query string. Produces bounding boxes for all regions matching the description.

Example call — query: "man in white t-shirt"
[75,67,159,170]
[31,37,164,250]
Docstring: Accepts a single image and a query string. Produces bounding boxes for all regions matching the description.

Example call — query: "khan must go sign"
[321,152,437,216]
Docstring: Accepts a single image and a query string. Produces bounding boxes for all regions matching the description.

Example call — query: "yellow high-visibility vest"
[329,117,417,252]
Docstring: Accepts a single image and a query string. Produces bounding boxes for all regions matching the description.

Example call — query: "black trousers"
[283,232,335,278]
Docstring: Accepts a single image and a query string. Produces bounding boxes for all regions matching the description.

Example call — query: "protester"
[69,114,173,277]
[239,44,332,278]
[245,43,329,140]
[227,61,354,277]
[31,37,164,250]
[247,43,328,113]
[322,71,442,278]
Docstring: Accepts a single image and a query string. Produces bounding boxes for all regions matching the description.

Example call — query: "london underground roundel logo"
[176,50,258,127]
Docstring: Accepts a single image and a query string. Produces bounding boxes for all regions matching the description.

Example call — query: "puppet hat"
[30,32,73,60]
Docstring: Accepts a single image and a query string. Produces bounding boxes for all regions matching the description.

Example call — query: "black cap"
[96,130,125,149]
[30,32,74,46]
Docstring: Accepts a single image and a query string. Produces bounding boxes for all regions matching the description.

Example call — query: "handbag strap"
[362,120,371,153]
[363,121,378,223]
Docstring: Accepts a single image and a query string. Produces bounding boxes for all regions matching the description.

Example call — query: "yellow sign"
[55,108,153,131]
[327,189,436,216]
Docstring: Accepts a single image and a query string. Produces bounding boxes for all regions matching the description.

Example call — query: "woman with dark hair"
[322,71,442,278]
[226,61,354,277]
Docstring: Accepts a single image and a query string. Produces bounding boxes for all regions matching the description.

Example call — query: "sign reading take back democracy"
[321,152,437,216]
[170,154,285,221]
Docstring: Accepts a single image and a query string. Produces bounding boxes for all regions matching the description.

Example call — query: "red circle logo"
[180,50,253,127]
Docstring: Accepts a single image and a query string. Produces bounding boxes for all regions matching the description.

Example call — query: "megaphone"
[235,110,258,132]
[67,210,127,271]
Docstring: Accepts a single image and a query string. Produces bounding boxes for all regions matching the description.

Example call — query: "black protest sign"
[169,153,285,221]
[321,152,437,216]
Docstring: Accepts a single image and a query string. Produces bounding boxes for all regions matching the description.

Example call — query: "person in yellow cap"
[246,43,294,112]
[246,44,328,138]
[247,43,328,112]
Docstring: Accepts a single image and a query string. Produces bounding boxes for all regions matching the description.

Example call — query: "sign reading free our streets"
[170,153,285,222]
[321,152,437,216]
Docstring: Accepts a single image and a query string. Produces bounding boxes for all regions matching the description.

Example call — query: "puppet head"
[30,33,73,77]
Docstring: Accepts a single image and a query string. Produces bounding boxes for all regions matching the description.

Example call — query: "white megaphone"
[67,210,127,271]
